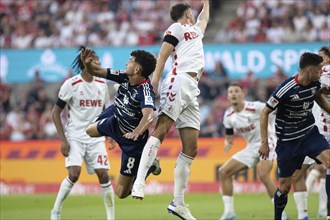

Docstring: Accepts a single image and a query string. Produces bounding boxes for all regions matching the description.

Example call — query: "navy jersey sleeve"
[106,68,128,83]
[266,77,295,110]
[138,83,156,110]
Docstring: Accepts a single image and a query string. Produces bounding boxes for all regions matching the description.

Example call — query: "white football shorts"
[159,72,200,130]
[233,141,276,168]
[65,139,110,174]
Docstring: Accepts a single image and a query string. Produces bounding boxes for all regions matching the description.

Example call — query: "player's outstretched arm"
[196,0,210,34]
[259,107,273,159]
[81,48,108,78]
[152,42,173,95]
[123,107,154,141]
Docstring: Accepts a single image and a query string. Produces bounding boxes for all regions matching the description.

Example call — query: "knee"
[86,125,93,137]
[278,182,291,195]
[183,145,198,158]
[320,150,330,169]
[219,167,230,179]
[323,155,330,169]
[97,171,110,184]
[86,124,98,137]
[68,172,80,183]
[115,189,129,199]
[257,170,269,182]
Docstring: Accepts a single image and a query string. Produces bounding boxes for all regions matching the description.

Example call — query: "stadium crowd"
[0,0,219,49]
[215,0,330,43]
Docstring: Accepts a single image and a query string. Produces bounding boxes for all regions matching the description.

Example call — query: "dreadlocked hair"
[71,46,96,74]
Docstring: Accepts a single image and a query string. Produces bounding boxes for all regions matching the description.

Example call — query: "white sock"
[134,136,160,186]
[318,178,327,215]
[222,195,234,214]
[306,169,320,193]
[293,191,308,219]
[53,177,74,211]
[272,198,288,220]
[101,181,115,220]
[173,152,193,206]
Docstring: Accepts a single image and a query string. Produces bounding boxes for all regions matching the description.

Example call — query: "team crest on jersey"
[303,102,310,110]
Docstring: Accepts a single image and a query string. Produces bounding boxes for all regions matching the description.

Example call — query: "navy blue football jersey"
[106,68,155,133]
[266,75,321,141]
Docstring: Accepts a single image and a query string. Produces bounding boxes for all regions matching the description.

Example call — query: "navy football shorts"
[276,126,329,178]
[96,106,149,176]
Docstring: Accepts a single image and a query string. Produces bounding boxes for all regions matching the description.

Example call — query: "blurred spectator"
[39,101,57,139]
[200,114,220,137]
[0,82,11,113]
[239,70,259,100]
[199,61,229,101]
[266,66,288,97]
[0,112,11,140]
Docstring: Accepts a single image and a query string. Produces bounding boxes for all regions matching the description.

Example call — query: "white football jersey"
[313,64,330,140]
[58,74,110,143]
[165,23,204,79]
[223,101,276,149]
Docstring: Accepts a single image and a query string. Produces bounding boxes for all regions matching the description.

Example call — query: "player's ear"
[134,66,141,75]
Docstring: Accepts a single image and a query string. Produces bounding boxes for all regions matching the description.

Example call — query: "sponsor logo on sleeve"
[145,96,154,106]
[267,97,279,108]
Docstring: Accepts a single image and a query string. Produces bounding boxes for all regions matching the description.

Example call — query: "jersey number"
[97,155,108,166]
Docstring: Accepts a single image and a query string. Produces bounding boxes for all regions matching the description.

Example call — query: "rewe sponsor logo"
[79,99,102,107]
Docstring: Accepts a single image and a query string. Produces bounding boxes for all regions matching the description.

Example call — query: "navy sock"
[326,169,330,216]
[274,189,288,220]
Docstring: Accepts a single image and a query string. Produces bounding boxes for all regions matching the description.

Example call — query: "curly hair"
[170,3,191,22]
[131,50,156,78]
[71,46,96,74]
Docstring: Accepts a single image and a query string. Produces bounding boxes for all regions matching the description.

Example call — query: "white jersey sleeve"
[166,23,184,42]
[314,64,330,141]
[251,101,265,114]
[223,108,234,130]
[104,83,111,108]
[58,79,73,103]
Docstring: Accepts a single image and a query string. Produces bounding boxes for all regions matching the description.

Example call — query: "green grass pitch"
[0,193,323,219]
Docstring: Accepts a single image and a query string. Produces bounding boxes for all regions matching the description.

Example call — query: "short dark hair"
[170,3,191,21]
[319,46,330,58]
[72,46,96,74]
[228,83,242,89]
[299,52,323,70]
[131,50,156,78]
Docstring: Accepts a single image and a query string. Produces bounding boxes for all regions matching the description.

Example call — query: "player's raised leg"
[132,115,172,199]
